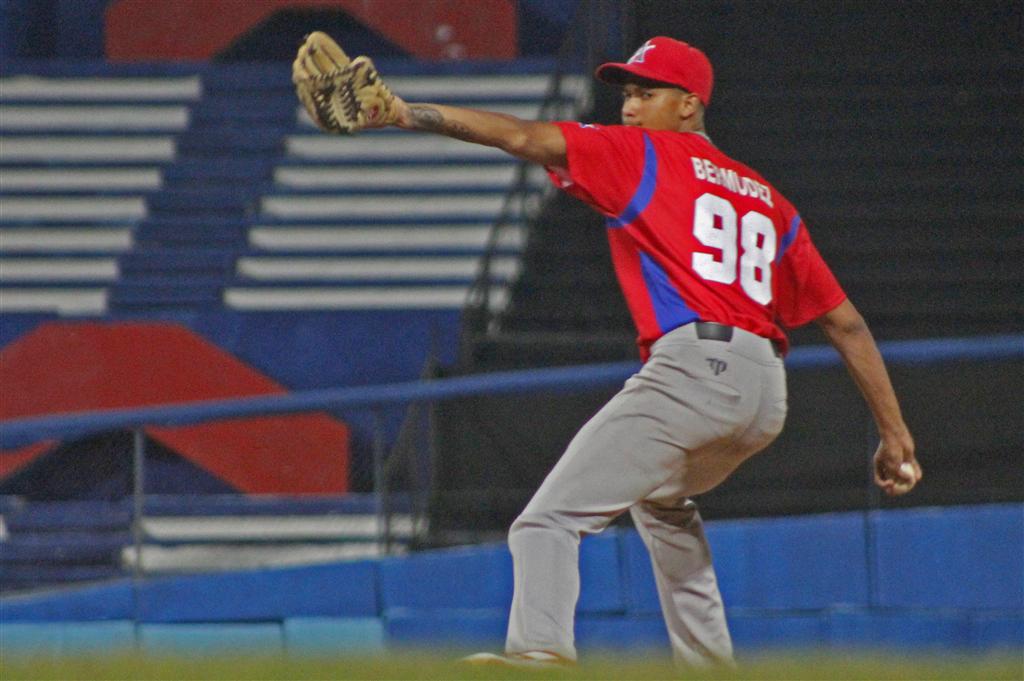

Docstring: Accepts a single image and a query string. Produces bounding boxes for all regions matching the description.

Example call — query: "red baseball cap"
[596,37,714,106]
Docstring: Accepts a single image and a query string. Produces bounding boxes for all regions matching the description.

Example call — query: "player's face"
[620,83,690,131]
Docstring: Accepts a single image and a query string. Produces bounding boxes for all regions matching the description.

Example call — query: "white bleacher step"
[0,227,133,252]
[224,284,509,311]
[286,134,506,160]
[121,542,400,573]
[141,514,413,542]
[0,287,107,314]
[0,106,190,131]
[0,257,118,281]
[273,164,540,190]
[235,255,519,281]
[0,76,202,101]
[121,512,416,572]
[0,196,147,221]
[0,168,163,191]
[382,74,586,100]
[260,193,527,220]
[248,224,523,252]
[0,136,176,162]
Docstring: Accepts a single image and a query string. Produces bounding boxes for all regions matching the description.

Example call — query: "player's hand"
[292,31,402,134]
[873,430,920,496]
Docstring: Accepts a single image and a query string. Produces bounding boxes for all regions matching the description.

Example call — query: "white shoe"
[461,651,571,670]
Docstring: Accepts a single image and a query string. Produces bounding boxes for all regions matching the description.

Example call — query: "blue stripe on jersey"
[639,251,699,333]
[606,133,658,229]
[776,214,801,262]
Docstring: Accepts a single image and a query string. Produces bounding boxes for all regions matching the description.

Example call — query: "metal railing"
[460,0,633,345]
[2,333,1021,588]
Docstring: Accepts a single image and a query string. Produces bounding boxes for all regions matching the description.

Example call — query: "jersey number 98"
[691,192,775,305]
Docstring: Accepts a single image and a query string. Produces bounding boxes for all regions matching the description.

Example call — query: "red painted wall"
[0,322,349,494]
[105,0,517,61]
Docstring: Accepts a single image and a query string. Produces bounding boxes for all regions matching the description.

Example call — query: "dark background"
[429,0,1024,540]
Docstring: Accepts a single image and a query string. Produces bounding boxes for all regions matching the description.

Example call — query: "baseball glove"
[292,31,399,134]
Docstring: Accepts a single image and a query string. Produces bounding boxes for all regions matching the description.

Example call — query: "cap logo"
[627,40,656,64]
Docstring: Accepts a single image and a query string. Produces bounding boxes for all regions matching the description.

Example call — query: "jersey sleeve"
[773,217,847,328]
[545,122,645,217]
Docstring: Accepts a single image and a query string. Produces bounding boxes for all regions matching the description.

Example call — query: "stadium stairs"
[0,59,585,592]
[0,494,412,594]
[0,62,586,318]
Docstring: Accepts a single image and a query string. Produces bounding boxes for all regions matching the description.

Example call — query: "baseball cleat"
[461,650,572,670]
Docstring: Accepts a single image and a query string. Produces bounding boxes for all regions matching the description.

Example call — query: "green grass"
[1,652,1021,681]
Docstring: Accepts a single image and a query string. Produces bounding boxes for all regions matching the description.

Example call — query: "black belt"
[693,322,783,358]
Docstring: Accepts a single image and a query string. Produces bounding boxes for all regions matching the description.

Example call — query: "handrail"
[460,0,622,343]
[2,334,1020,450]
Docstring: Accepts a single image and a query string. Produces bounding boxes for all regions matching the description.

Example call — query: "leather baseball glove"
[292,31,400,134]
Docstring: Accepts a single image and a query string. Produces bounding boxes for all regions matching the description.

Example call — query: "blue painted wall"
[2,504,1021,656]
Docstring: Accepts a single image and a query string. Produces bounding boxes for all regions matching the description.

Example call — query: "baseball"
[898,462,916,482]
[891,462,917,493]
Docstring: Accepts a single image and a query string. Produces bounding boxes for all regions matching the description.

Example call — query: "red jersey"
[547,122,846,359]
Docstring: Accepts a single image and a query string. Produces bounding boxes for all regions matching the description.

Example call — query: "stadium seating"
[0,60,587,511]
[1,63,585,319]
[0,493,412,593]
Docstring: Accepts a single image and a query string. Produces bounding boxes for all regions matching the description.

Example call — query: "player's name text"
[691,157,773,207]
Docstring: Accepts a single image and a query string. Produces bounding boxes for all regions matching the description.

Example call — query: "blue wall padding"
[710,513,871,610]
[384,608,507,648]
[827,610,971,649]
[873,504,1024,610]
[1,622,134,656]
[577,531,626,614]
[136,561,379,622]
[0,580,133,621]
[621,530,660,614]
[137,623,283,655]
[379,545,512,610]
[575,614,668,650]
[726,612,827,650]
[1,504,1020,655]
[623,513,871,613]
[283,617,385,654]
[969,613,1024,649]
[0,622,65,655]
[59,621,137,653]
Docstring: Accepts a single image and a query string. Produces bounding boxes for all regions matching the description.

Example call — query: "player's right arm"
[816,299,920,495]
[393,100,568,168]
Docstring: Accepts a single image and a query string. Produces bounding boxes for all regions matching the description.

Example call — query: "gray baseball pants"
[505,322,787,666]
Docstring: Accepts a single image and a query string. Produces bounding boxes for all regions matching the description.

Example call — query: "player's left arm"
[393,100,568,168]
[815,299,921,496]
[291,32,566,166]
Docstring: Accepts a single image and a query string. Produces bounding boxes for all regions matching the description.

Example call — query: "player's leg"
[629,498,732,667]
[631,334,787,667]
[505,385,690,660]
[505,331,755,660]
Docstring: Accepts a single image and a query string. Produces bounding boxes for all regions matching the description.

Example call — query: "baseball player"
[292,34,921,669]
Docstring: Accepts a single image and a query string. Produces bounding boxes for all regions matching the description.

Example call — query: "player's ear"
[676,91,700,122]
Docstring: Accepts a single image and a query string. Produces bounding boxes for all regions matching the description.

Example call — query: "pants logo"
[707,358,728,375]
